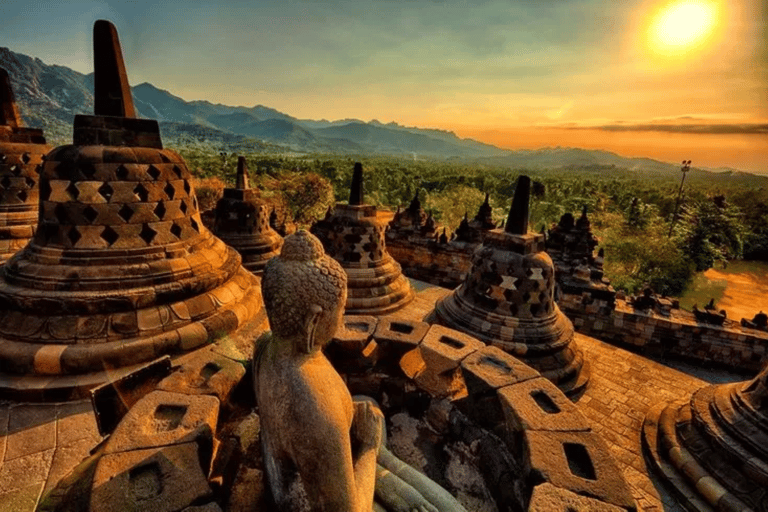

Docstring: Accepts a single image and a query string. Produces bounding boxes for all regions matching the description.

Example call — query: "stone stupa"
[213,156,282,274]
[0,20,264,400]
[0,68,51,263]
[311,162,413,315]
[644,362,768,511]
[434,176,590,396]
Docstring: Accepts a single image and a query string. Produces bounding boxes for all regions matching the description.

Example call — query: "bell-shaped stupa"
[0,69,51,263]
[644,362,768,510]
[434,176,589,396]
[0,21,263,399]
[311,162,413,315]
[213,156,282,274]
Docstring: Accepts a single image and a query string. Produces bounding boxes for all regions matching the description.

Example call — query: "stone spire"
[214,156,282,274]
[235,156,250,190]
[505,175,530,235]
[434,175,590,396]
[0,21,264,400]
[312,162,413,315]
[93,19,135,118]
[0,68,50,263]
[349,162,364,206]
[0,69,22,129]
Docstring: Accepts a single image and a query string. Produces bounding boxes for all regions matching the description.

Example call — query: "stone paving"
[0,400,101,512]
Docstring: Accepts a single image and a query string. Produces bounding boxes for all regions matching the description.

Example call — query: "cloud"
[560,123,768,135]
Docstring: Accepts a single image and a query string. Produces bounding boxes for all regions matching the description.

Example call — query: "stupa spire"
[93,19,136,118]
[505,175,530,235]
[349,162,364,205]
[236,156,250,190]
[0,69,22,128]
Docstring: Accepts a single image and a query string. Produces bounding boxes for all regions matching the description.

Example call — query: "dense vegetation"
[179,147,768,297]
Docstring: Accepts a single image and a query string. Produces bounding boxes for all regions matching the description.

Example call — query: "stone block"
[373,317,430,358]
[499,377,590,433]
[105,390,219,471]
[524,430,636,510]
[528,482,627,512]
[90,442,212,512]
[461,346,539,396]
[157,346,245,404]
[331,315,377,351]
[420,324,484,374]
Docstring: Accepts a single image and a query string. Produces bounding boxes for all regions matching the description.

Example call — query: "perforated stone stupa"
[643,361,768,511]
[0,21,263,399]
[434,176,590,396]
[311,162,413,315]
[0,68,51,263]
[213,156,282,274]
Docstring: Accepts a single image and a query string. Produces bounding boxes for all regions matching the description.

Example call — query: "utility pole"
[668,160,691,237]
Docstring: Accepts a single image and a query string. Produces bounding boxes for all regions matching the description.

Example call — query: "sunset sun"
[650,1,718,54]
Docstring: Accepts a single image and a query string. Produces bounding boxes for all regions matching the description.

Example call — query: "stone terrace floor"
[0,281,748,512]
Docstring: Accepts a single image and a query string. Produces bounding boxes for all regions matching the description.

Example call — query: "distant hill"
[1,46,764,181]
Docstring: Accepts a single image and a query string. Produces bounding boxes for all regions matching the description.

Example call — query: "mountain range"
[1,46,762,180]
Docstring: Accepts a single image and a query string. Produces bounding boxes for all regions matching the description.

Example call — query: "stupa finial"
[505,175,530,235]
[93,20,136,118]
[349,162,364,205]
[236,156,250,190]
[0,69,22,129]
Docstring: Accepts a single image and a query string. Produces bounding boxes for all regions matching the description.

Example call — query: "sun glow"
[650,1,718,55]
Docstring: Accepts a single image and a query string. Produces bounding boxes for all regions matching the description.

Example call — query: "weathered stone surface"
[157,346,245,403]
[374,317,430,359]
[525,429,636,510]
[528,482,627,512]
[499,377,590,433]
[461,345,539,395]
[5,404,57,460]
[419,324,484,375]
[332,315,378,351]
[104,390,219,471]
[90,442,213,512]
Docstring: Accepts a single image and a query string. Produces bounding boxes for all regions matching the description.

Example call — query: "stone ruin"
[388,190,438,240]
[644,361,768,511]
[434,176,590,396]
[453,192,496,244]
[0,68,51,263]
[0,20,264,400]
[213,156,282,274]
[311,162,414,315]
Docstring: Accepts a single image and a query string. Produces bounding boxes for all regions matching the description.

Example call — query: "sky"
[3,0,767,172]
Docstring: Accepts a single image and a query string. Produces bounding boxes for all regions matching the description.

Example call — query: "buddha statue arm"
[350,400,385,509]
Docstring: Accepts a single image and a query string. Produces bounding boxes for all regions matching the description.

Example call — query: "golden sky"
[3,0,767,172]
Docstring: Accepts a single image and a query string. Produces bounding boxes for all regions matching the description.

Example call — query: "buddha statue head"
[261,229,347,354]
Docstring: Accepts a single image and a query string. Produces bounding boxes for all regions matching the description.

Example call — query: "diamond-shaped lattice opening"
[116,165,130,180]
[172,165,183,178]
[139,224,157,245]
[154,201,166,220]
[10,165,21,176]
[40,222,57,241]
[83,205,99,224]
[100,226,119,246]
[24,176,35,188]
[66,181,80,200]
[170,223,182,238]
[522,291,531,303]
[80,162,97,179]
[118,204,134,222]
[190,218,199,232]
[40,180,51,201]
[0,176,10,189]
[54,204,69,224]
[134,183,149,202]
[159,152,171,163]
[21,153,31,164]
[183,180,191,195]
[67,227,81,246]
[179,200,188,214]
[98,182,114,202]
[164,182,176,200]
[147,165,161,180]
[16,190,27,202]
